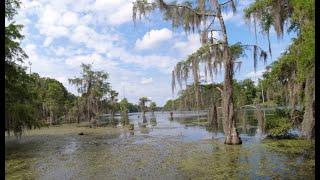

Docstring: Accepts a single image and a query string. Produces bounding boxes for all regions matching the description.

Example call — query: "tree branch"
[208,28,221,32]
[165,3,216,17]
[136,1,217,17]
[216,87,223,94]
[220,0,233,6]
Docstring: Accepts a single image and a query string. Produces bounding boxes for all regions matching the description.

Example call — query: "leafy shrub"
[265,115,293,138]
[274,108,291,118]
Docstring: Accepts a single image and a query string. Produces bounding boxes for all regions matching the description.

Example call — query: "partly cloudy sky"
[14,0,294,106]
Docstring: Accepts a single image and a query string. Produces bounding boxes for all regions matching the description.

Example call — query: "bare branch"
[216,87,223,94]
[220,0,232,6]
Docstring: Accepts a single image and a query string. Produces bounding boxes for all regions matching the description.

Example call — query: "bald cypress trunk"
[214,0,241,144]
[301,69,315,139]
[142,110,147,123]
[209,104,218,130]
[223,60,241,144]
[255,104,265,134]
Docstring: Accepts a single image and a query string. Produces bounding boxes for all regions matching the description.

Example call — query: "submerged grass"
[179,142,253,179]
[262,139,315,155]
[5,124,125,179]
[5,123,315,179]
[5,141,40,180]
[262,139,315,178]
[5,154,36,180]
[179,139,315,179]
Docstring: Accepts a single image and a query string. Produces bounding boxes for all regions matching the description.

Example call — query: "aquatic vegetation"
[5,114,315,179]
[262,139,315,178]
[262,139,314,156]
[5,142,39,180]
[179,139,314,179]
[265,115,293,138]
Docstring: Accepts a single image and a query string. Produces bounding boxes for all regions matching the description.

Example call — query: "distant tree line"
[163,78,287,111]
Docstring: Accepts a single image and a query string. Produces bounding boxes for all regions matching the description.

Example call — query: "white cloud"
[70,0,93,12]
[91,0,126,11]
[108,47,178,74]
[245,69,266,80]
[135,28,173,50]
[24,44,37,54]
[79,14,93,25]
[61,11,79,26]
[23,43,73,81]
[38,5,61,25]
[65,53,118,69]
[53,47,66,56]
[48,46,89,57]
[222,12,234,21]
[35,4,70,40]
[43,37,53,47]
[107,2,133,25]
[173,34,201,56]
[38,25,70,38]
[69,25,119,53]
[87,0,135,26]
[140,77,153,84]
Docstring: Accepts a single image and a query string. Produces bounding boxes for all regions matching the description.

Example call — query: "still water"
[5,111,314,179]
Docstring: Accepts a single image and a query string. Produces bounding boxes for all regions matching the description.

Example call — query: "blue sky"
[14,0,294,106]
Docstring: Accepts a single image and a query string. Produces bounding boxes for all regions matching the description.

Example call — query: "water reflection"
[98,115,120,127]
[98,109,294,143]
[130,110,257,142]
[150,116,157,126]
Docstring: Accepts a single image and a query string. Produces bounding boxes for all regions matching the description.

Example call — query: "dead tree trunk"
[214,0,241,144]
[301,69,315,139]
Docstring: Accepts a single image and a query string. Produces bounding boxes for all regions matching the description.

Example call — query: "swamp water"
[5,111,314,179]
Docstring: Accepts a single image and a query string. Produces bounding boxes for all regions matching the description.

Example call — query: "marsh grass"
[178,139,314,179]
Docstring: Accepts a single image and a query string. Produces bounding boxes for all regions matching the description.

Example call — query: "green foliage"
[5,64,41,136]
[119,98,129,125]
[5,23,27,63]
[5,59,77,134]
[245,0,314,111]
[274,108,291,118]
[268,120,292,138]
[69,63,111,121]
[139,97,150,112]
[5,0,27,63]
[265,110,293,138]
[163,99,175,110]
[5,0,21,20]
[229,42,246,60]
[5,0,39,136]
[149,102,157,112]
[165,78,260,111]
[232,79,257,107]
[127,102,140,113]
